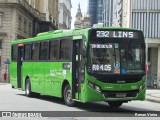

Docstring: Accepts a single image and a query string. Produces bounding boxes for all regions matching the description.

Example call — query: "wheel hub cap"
[66,90,72,102]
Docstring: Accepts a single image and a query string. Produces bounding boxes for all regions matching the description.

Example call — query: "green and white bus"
[10,27,146,107]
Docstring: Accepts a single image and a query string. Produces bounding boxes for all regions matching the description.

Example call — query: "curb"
[0,83,8,85]
[146,98,160,103]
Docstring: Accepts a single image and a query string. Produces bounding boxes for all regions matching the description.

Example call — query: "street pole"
[146,0,149,88]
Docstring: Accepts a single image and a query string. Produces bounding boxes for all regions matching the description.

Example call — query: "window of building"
[50,40,59,60]
[32,42,39,60]
[29,23,32,36]
[0,13,3,27]
[40,41,49,60]
[36,27,39,35]
[12,45,18,61]
[0,56,1,68]
[24,44,31,60]
[18,16,22,30]
[0,40,2,49]
[24,20,26,33]
[60,39,72,61]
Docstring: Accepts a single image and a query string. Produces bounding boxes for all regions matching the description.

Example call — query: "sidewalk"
[0,82,8,85]
[0,79,6,84]
[146,89,160,103]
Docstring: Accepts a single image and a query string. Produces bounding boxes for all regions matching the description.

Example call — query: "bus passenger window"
[40,42,49,60]
[24,44,31,60]
[32,43,39,60]
[60,39,72,61]
[50,40,59,60]
[12,45,18,61]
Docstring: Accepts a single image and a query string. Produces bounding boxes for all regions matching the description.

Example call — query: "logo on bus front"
[114,62,120,69]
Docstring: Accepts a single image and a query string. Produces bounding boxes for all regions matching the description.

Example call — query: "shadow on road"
[17,93,153,112]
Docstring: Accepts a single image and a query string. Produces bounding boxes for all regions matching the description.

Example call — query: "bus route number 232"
[96,31,109,37]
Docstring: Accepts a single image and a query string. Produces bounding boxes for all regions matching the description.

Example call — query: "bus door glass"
[17,44,24,88]
[72,39,85,99]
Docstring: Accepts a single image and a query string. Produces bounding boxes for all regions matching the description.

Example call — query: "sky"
[71,0,88,29]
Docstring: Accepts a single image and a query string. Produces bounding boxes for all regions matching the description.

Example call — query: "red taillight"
[18,44,24,47]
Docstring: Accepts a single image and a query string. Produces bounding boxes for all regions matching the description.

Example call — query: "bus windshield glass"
[120,43,144,74]
[88,42,145,74]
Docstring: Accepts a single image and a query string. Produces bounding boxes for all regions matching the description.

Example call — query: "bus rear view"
[85,28,146,107]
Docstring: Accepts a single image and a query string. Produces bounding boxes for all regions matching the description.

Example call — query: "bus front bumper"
[83,84,146,103]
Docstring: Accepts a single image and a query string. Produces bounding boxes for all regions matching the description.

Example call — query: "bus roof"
[11,27,138,45]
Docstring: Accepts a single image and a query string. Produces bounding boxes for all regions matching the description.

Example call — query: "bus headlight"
[88,81,101,93]
[139,83,145,92]
[95,85,101,93]
[88,81,94,89]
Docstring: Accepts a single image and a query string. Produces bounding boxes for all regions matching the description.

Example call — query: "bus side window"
[32,42,40,60]
[50,40,59,61]
[12,45,18,61]
[40,41,49,60]
[24,44,31,61]
[60,39,72,61]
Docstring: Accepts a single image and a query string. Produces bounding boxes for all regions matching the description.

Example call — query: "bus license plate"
[116,93,126,98]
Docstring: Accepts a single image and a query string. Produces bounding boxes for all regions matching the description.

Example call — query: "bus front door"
[72,40,85,100]
[17,44,24,88]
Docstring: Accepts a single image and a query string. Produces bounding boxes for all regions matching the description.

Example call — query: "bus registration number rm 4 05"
[92,64,111,71]
[116,93,126,98]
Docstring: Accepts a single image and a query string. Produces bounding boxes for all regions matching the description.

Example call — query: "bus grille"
[89,74,144,83]
[102,90,139,98]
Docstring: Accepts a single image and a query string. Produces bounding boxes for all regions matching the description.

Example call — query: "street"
[0,84,160,112]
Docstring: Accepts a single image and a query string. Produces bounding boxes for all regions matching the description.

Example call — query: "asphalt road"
[0,84,160,119]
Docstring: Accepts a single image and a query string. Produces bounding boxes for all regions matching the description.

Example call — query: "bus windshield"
[88,42,145,74]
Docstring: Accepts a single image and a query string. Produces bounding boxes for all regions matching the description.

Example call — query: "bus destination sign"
[95,31,139,39]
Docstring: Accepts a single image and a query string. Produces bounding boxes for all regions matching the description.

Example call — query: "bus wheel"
[108,101,123,108]
[25,79,33,97]
[63,84,75,107]
[11,86,15,88]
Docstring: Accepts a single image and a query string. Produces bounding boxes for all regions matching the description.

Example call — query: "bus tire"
[25,79,33,97]
[11,86,15,88]
[63,84,75,107]
[108,101,123,108]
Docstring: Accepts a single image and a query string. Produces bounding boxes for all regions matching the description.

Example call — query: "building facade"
[82,13,91,28]
[74,3,83,28]
[88,0,103,27]
[121,0,131,28]
[26,0,59,27]
[59,0,72,29]
[102,0,122,27]
[0,0,59,83]
[74,4,90,29]
[131,0,160,88]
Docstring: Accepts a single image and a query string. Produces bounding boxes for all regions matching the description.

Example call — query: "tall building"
[59,0,72,29]
[74,3,90,29]
[0,0,59,82]
[97,0,103,23]
[82,13,91,28]
[88,0,103,27]
[74,3,83,28]
[131,0,160,88]
[121,0,131,28]
[102,0,122,27]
